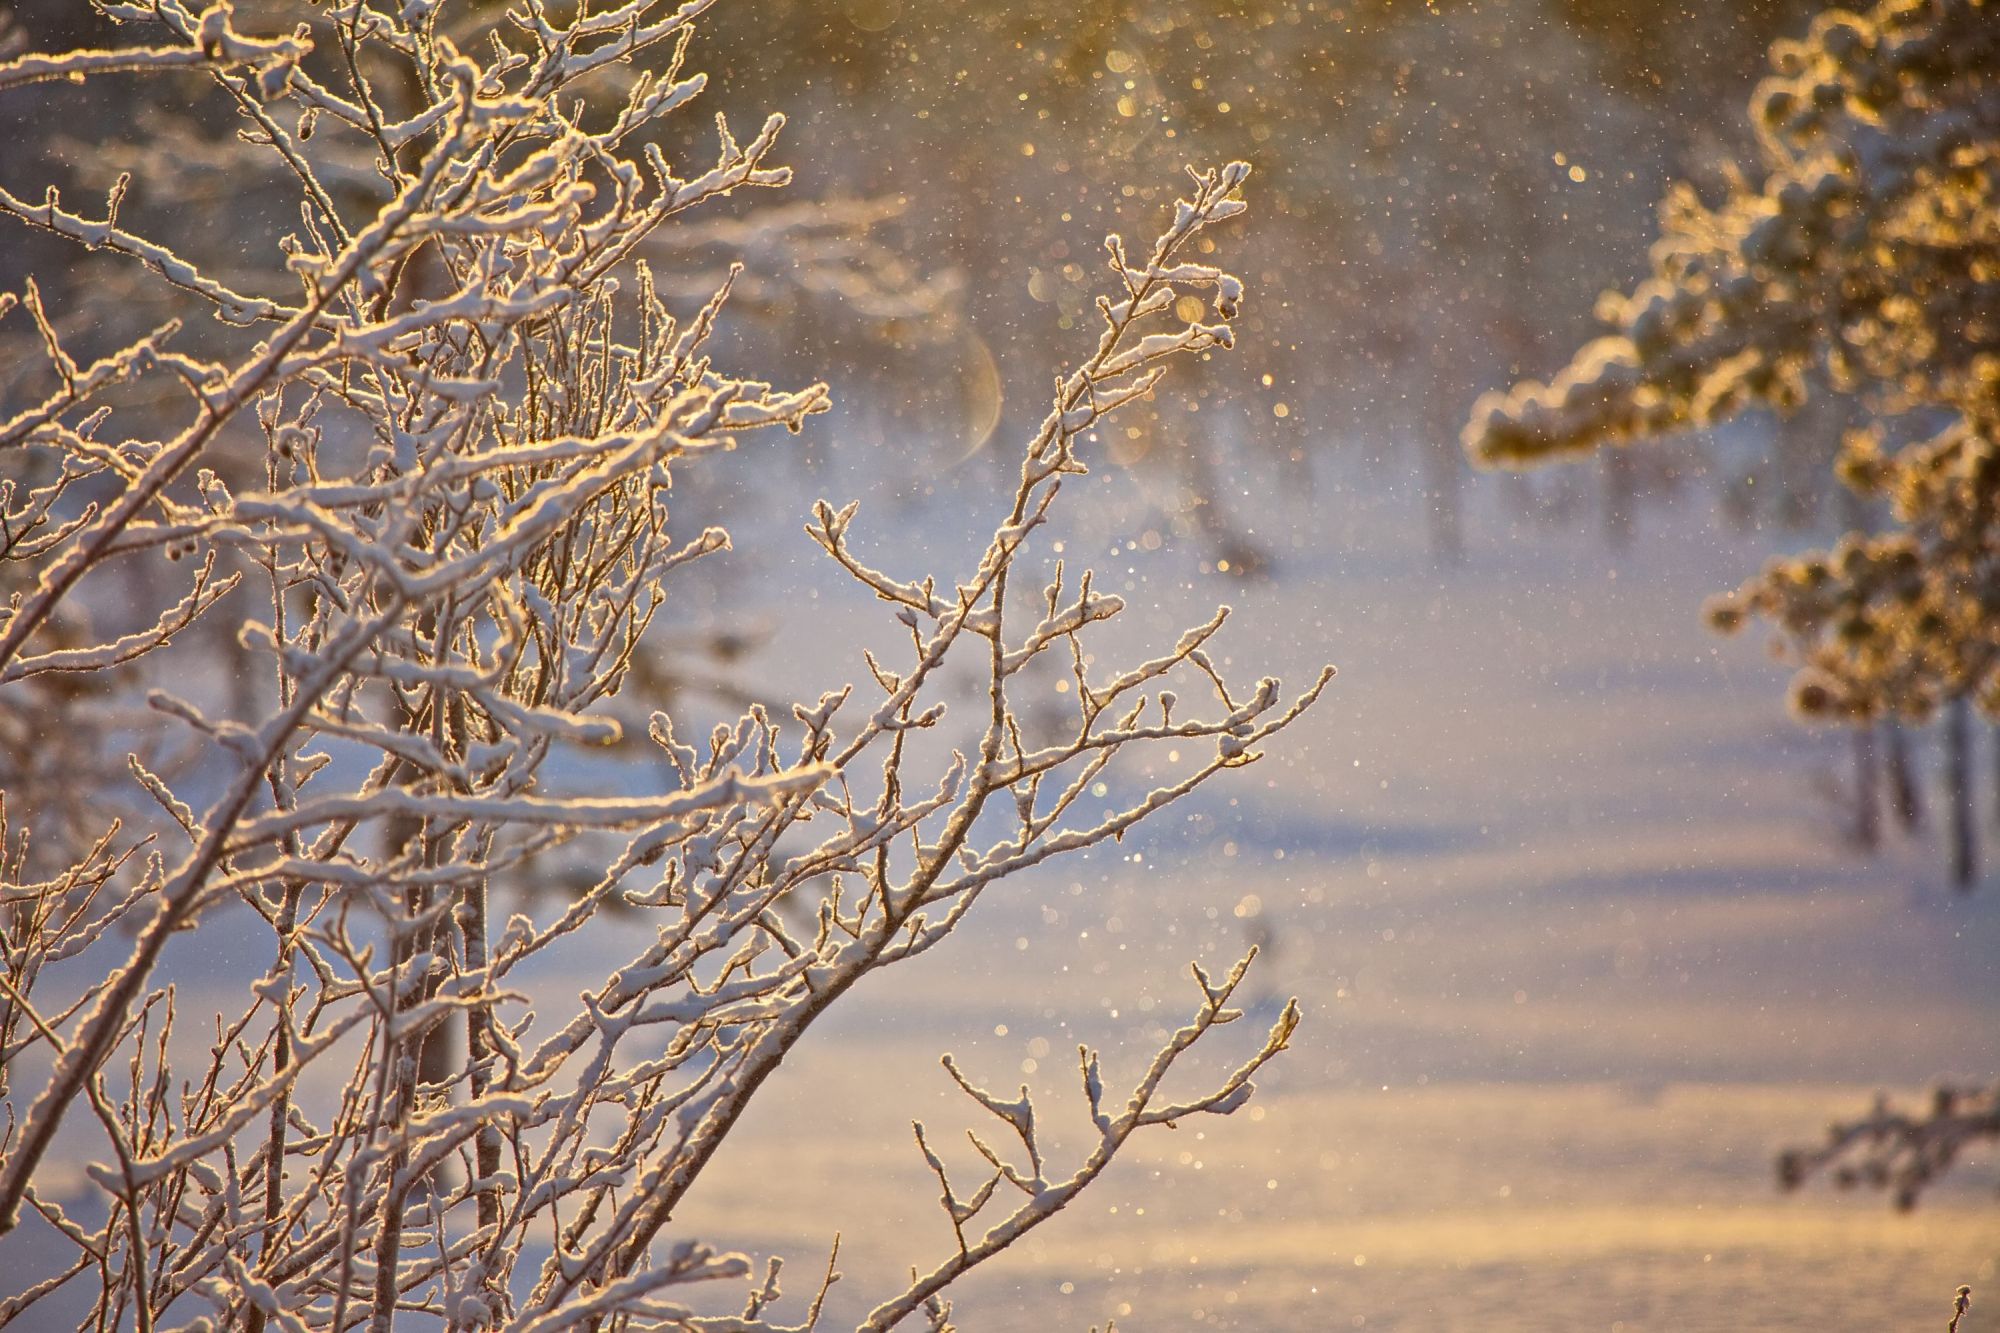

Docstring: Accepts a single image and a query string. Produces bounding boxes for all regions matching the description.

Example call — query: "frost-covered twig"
[0,5,1328,1329]
[871,951,1296,1330]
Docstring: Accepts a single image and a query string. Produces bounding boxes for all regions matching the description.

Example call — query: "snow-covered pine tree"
[1464,0,2000,891]
[0,2,1331,1326]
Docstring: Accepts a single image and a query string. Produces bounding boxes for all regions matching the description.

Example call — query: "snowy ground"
[654,430,2000,1331]
[5,425,1994,1331]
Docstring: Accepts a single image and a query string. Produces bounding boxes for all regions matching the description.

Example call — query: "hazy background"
[668,3,2000,1326]
[1,0,1994,1327]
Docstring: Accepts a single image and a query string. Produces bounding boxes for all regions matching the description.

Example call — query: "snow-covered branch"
[0,7,1329,1330]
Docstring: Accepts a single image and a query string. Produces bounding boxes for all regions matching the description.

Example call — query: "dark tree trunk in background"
[1601,447,1636,550]
[1887,721,1924,831]
[1853,722,1881,850]
[1424,432,1465,567]
[1946,696,1976,891]
[1992,722,2000,826]
[1833,475,1923,838]
[1182,436,1270,576]
[1773,388,1840,532]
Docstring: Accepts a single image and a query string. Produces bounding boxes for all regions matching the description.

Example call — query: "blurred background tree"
[659,0,1830,564]
[4,0,1851,574]
[1466,0,1999,890]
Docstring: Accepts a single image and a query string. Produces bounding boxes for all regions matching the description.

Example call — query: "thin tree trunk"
[462,871,502,1231]
[1853,721,1880,850]
[389,805,457,1095]
[1887,721,1923,830]
[1946,696,1976,891]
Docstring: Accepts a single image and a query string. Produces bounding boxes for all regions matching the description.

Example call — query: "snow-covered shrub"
[0,2,1331,1327]
[1778,1082,2000,1211]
